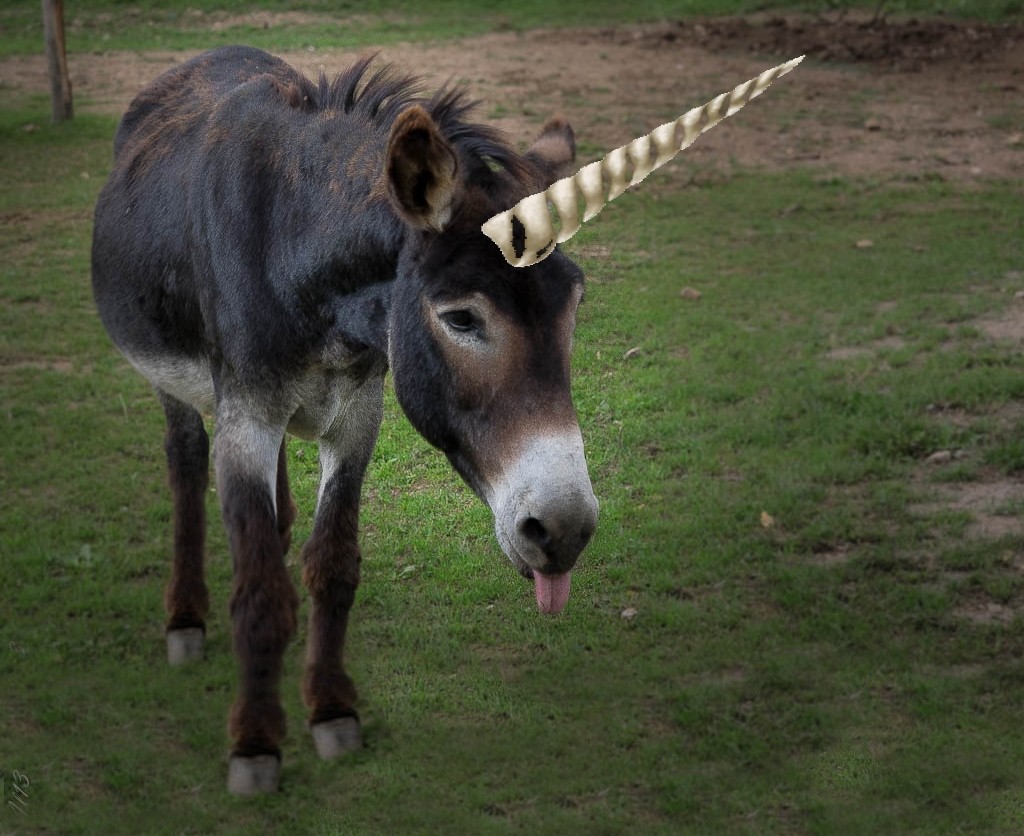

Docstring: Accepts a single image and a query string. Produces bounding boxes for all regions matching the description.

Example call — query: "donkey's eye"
[440,309,478,333]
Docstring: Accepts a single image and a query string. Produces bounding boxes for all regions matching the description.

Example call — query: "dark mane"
[314,55,533,184]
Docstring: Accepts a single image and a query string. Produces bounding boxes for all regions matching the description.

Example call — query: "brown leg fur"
[160,393,210,633]
[222,474,299,759]
[301,464,362,726]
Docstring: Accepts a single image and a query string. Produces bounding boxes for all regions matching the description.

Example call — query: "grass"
[2,0,1022,57]
[3,16,1024,835]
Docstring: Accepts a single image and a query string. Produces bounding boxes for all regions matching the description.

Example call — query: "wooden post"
[41,0,73,123]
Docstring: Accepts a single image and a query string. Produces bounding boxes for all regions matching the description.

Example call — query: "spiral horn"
[481,55,805,268]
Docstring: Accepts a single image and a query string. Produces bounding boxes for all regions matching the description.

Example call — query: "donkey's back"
[92,46,321,387]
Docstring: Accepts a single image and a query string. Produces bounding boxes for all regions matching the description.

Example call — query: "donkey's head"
[383,105,596,614]
[374,56,804,613]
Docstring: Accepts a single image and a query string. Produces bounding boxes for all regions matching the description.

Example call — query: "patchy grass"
[2,76,1024,836]
[2,0,1022,57]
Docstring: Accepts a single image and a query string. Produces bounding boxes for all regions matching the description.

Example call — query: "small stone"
[679,287,702,300]
[1006,133,1022,147]
[760,511,775,529]
[855,239,874,249]
[620,607,638,621]
[926,450,953,464]
[864,118,882,131]
[623,346,643,360]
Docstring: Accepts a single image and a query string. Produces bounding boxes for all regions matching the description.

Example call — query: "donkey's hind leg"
[159,391,211,665]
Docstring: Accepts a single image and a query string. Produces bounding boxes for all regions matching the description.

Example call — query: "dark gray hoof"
[227,754,280,795]
[311,716,362,759]
[166,628,204,665]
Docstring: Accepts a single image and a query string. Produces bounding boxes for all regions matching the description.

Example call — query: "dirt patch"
[954,598,1018,625]
[911,479,1024,540]
[637,13,1024,71]
[913,396,1024,540]
[825,346,874,361]
[826,297,1024,364]
[1,15,1023,183]
[976,306,1024,344]
[0,358,76,374]
[908,432,1023,624]
[809,543,857,567]
[825,335,906,361]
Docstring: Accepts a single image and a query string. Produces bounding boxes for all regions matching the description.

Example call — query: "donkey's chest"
[285,365,381,441]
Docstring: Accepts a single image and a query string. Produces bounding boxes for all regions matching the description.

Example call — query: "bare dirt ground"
[2,13,1023,182]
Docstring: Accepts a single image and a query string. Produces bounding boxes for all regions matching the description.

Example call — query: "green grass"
[3,46,1024,836]
[2,0,1022,57]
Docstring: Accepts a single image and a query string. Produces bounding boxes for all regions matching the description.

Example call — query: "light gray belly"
[124,352,382,441]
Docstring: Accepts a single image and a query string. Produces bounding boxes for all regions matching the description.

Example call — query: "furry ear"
[524,115,577,187]
[386,106,459,231]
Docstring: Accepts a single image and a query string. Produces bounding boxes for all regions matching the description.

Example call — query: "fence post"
[42,0,73,123]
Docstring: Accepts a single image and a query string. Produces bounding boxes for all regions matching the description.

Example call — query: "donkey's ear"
[386,106,459,232]
[524,116,576,187]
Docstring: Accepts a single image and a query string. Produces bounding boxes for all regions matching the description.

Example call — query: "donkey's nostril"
[519,516,551,550]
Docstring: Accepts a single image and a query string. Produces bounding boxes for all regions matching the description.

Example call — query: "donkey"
[92,46,598,794]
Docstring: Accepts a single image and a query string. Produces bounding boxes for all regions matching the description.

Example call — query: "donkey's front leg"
[302,380,384,759]
[214,406,298,795]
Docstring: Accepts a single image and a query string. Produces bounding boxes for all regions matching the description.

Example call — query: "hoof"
[166,628,204,665]
[311,716,362,759]
[227,754,281,795]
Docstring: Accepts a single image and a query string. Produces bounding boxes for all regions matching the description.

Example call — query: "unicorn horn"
[482,55,805,267]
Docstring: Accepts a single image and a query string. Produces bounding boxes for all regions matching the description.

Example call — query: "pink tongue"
[534,572,571,615]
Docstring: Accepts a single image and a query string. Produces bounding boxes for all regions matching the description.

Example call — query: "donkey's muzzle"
[517,507,596,574]
[489,431,599,609]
